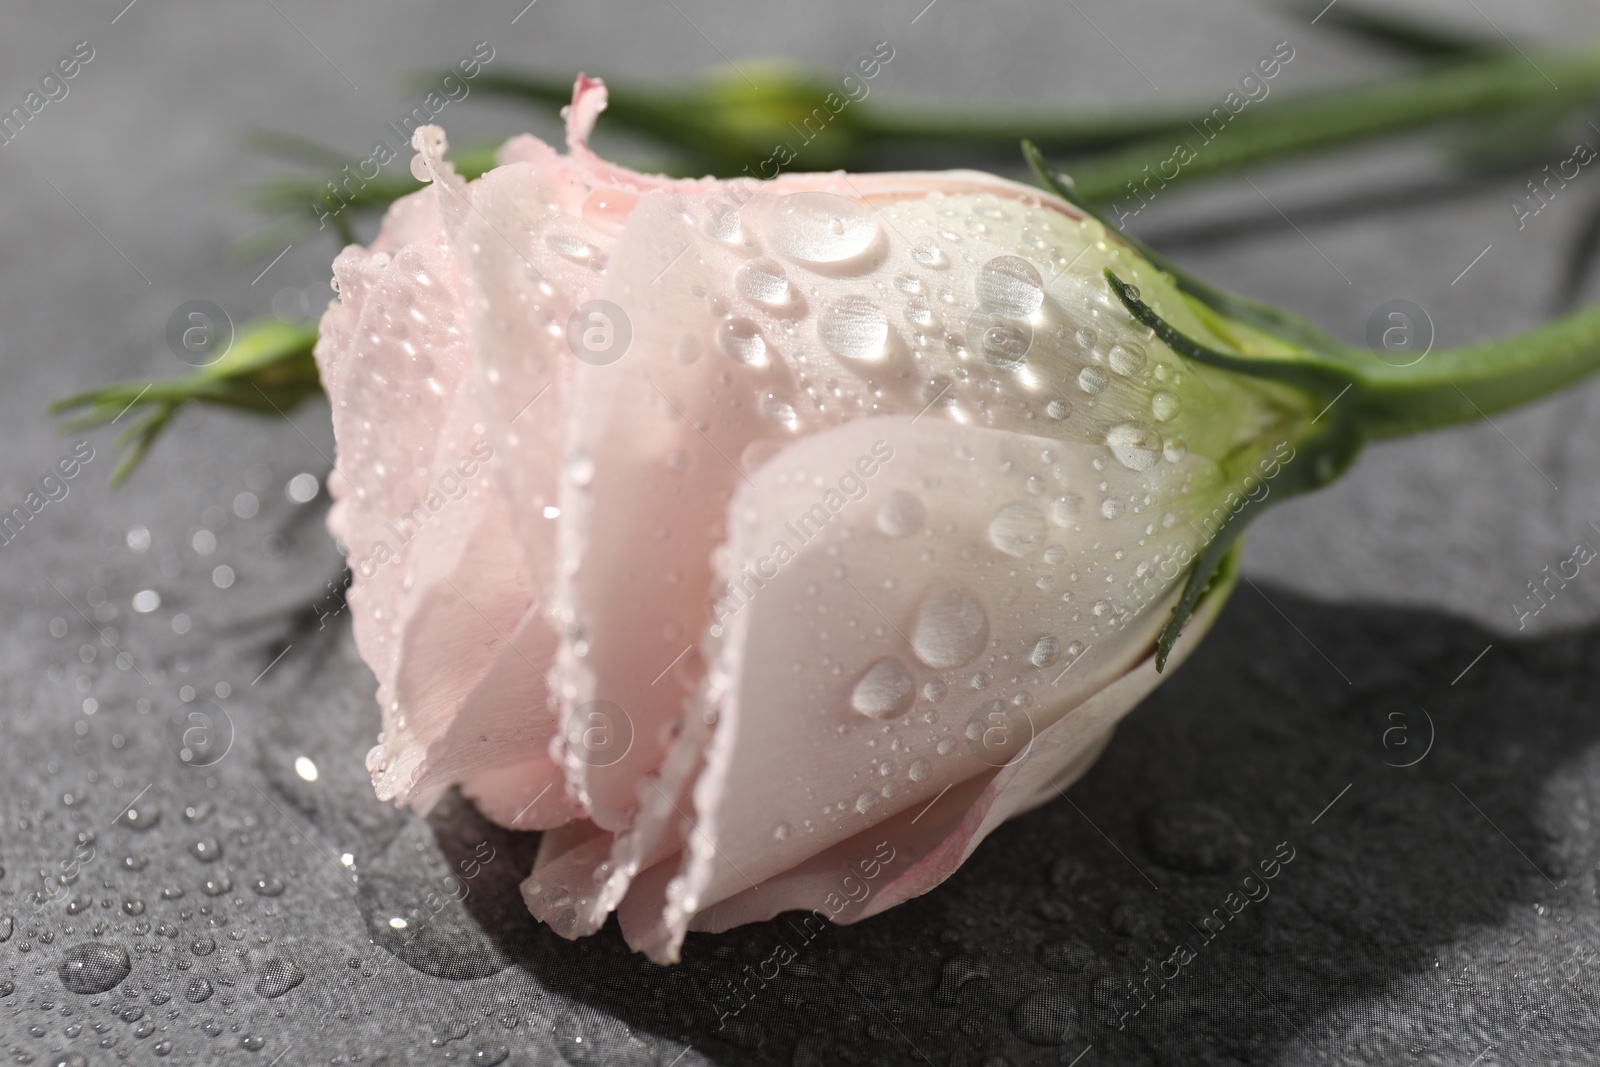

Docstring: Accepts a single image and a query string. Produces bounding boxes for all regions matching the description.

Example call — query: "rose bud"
[312,76,1521,962]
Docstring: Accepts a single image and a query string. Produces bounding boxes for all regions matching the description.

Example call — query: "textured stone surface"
[3,0,1600,1063]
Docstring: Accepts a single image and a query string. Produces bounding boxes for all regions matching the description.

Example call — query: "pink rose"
[316,77,1287,962]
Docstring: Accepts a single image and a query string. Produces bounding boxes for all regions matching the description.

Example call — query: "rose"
[316,77,1323,962]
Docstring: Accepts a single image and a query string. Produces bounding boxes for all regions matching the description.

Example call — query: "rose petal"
[675,579,1227,940]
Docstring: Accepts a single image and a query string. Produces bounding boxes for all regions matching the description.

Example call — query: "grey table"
[4,1,1600,1063]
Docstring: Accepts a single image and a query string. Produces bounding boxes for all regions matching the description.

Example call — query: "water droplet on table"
[57,942,131,994]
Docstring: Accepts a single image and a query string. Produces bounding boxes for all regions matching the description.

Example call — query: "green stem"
[1069,46,1600,207]
[848,105,1191,151]
[1347,303,1600,439]
[471,71,1191,163]
[1300,2,1507,59]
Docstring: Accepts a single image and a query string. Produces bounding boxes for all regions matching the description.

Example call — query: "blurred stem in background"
[51,320,320,486]
[252,39,1600,244]
[58,7,1600,483]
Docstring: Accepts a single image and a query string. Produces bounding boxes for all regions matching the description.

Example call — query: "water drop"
[818,297,890,361]
[255,957,305,998]
[1039,938,1096,973]
[116,800,160,833]
[911,581,990,670]
[1138,800,1249,874]
[735,259,791,307]
[976,255,1044,317]
[57,942,131,994]
[1108,342,1147,377]
[967,312,1032,370]
[767,192,881,267]
[704,206,741,242]
[903,295,934,327]
[875,490,926,537]
[1152,390,1180,422]
[989,501,1047,558]
[762,395,798,429]
[1046,398,1072,420]
[908,757,932,782]
[545,233,595,266]
[1106,422,1163,471]
[1049,493,1082,526]
[1010,987,1079,1046]
[1029,635,1061,667]
[717,318,768,367]
[184,976,213,1003]
[850,658,916,719]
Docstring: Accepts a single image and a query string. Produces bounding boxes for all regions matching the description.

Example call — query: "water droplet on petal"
[1049,493,1082,526]
[976,255,1044,318]
[735,259,791,307]
[851,657,916,719]
[876,490,926,537]
[762,395,798,429]
[704,206,742,242]
[717,318,769,367]
[1029,635,1061,667]
[968,312,1032,369]
[767,192,882,268]
[1078,366,1108,394]
[989,502,1048,558]
[911,581,990,670]
[1106,422,1163,471]
[1108,342,1147,377]
[819,297,890,361]
[1152,391,1180,422]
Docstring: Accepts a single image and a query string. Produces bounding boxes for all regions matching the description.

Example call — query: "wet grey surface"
[4,0,1600,1063]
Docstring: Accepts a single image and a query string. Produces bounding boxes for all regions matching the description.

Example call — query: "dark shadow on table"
[394,584,1600,1066]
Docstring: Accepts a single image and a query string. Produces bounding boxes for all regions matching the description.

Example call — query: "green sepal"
[1103,269,1357,401]
[1159,535,1244,672]
[1152,412,1364,670]
[1092,267,1367,667]
[1023,141,1349,355]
